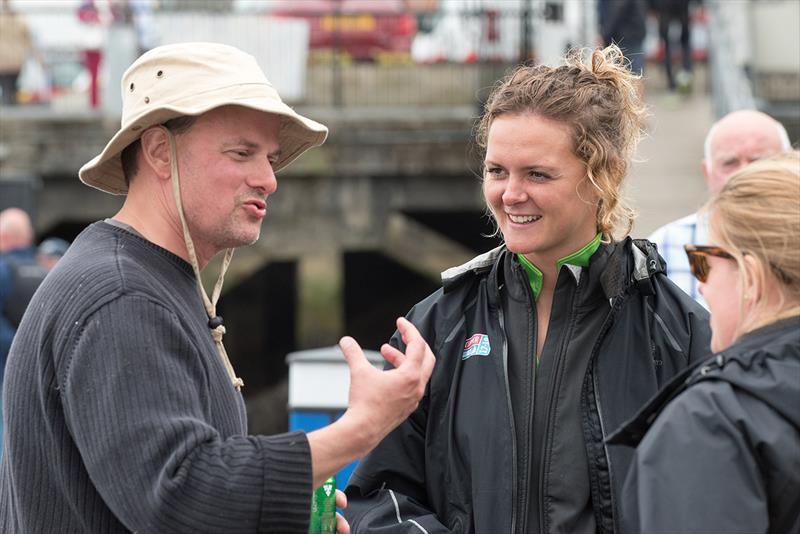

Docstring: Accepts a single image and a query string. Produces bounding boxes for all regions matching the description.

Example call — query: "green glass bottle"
[309,476,336,534]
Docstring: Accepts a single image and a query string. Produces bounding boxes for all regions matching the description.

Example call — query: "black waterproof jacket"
[345,239,711,533]
[610,316,800,534]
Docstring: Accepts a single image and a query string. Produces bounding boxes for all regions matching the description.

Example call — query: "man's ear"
[139,126,172,181]
[701,159,711,185]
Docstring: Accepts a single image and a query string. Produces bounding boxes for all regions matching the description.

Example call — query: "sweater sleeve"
[59,294,312,533]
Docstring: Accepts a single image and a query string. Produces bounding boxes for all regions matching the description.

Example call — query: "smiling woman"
[482,113,599,274]
[344,44,711,534]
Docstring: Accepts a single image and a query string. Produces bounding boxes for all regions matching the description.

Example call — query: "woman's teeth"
[509,214,541,223]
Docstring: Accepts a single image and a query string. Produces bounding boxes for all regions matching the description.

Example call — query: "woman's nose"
[502,175,527,204]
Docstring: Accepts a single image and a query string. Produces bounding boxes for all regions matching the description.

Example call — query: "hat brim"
[79,97,328,195]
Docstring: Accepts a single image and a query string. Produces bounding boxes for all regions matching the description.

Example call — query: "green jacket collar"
[517,233,602,300]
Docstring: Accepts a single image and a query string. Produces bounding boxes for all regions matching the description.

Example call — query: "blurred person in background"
[598,0,648,75]
[612,151,800,533]
[648,109,792,307]
[36,237,71,272]
[0,0,33,106]
[650,0,695,93]
[1,42,435,534]
[0,208,47,358]
[0,207,48,457]
[344,45,710,534]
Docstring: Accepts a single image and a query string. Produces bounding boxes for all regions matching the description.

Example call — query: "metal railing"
[706,0,756,118]
[4,4,590,111]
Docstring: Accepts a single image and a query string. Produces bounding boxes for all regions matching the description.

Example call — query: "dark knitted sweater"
[0,222,312,533]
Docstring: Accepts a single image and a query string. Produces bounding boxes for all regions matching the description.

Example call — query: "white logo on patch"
[462,333,491,360]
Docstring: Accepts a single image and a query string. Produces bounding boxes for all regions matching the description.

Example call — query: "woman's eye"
[485,167,504,177]
[528,171,550,181]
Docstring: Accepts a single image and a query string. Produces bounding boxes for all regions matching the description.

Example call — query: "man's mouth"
[246,199,266,210]
[243,199,267,218]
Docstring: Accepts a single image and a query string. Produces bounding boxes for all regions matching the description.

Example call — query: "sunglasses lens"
[688,252,709,283]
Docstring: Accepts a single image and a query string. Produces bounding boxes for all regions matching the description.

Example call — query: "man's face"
[703,118,785,195]
[174,105,282,259]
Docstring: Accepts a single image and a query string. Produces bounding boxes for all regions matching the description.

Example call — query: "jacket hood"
[609,315,800,446]
[712,317,800,429]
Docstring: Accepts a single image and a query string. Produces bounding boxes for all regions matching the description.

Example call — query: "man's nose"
[250,160,278,194]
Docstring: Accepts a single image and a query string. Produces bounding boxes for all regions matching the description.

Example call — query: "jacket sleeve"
[621,381,770,533]
[59,295,312,533]
[344,418,452,533]
[651,272,712,368]
[344,293,454,533]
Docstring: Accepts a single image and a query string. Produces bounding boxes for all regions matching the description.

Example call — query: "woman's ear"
[139,126,172,181]
[741,253,765,304]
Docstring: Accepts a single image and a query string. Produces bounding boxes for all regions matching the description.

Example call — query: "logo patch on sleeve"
[462,333,491,360]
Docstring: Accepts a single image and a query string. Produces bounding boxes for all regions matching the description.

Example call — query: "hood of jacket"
[710,316,800,429]
[609,315,800,446]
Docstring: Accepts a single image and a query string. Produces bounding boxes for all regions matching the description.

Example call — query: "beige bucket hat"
[79,42,328,195]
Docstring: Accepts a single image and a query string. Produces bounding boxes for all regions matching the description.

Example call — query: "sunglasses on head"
[684,244,734,283]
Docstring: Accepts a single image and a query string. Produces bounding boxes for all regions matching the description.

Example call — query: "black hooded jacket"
[345,239,711,533]
[611,316,800,534]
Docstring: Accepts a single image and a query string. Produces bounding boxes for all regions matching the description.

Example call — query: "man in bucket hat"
[0,43,434,533]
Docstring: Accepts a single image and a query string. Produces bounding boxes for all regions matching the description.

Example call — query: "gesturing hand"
[339,317,436,454]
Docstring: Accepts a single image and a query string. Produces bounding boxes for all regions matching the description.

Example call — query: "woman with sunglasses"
[612,152,800,533]
[344,45,712,534]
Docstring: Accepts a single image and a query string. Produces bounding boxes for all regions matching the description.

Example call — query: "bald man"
[0,207,35,253]
[648,109,792,306]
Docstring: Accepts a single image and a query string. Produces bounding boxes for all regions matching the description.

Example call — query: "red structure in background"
[83,49,101,108]
[270,0,417,61]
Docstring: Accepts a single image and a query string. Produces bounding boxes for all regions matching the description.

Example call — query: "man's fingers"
[339,336,369,373]
[336,511,350,534]
[335,488,347,509]
[380,343,405,369]
[420,344,436,382]
[395,317,426,366]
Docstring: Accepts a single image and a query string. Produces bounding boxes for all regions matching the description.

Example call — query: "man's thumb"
[339,336,367,370]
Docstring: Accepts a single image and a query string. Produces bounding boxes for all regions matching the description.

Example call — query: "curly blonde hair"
[475,45,646,239]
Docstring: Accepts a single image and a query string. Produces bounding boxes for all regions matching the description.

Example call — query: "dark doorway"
[344,251,440,350]
[220,260,297,392]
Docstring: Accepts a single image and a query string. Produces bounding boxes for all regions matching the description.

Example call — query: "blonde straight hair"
[707,151,800,335]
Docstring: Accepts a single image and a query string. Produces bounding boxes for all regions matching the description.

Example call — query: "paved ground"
[626,65,715,238]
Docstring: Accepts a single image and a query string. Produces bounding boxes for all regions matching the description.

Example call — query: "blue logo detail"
[462,333,491,360]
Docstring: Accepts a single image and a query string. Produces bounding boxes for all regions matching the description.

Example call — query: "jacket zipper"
[585,294,627,533]
[537,281,580,534]
[518,276,537,534]
[498,304,517,534]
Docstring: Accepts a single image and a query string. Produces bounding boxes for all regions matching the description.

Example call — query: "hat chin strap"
[167,130,243,391]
